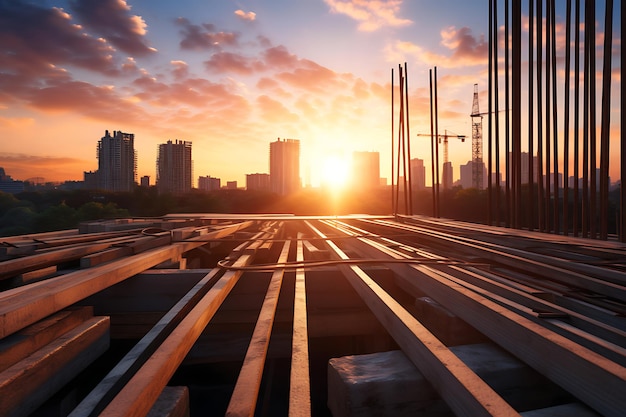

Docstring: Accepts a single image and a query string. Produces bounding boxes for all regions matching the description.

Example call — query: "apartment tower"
[97,130,137,192]
[156,140,192,194]
[269,138,300,195]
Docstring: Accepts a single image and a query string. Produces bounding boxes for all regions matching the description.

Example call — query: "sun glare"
[321,154,350,189]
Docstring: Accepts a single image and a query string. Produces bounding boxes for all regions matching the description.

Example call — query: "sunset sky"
[0,1,620,187]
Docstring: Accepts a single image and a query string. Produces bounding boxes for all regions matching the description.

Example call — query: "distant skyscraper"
[410,158,426,190]
[226,181,238,190]
[269,138,300,195]
[198,176,221,191]
[97,130,136,192]
[352,151,380,190]
[156,140,192,194]
[460,160,487,189]
[442,161,453,190]
[246,173,270,191]
[140,175,150,187]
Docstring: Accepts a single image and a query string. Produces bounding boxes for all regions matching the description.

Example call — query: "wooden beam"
[69,267,225,417]
[226,240,291,417]
[0,306,94,373]
[306,220,520,417]
[97,243,260,417]
[289,237,311,417]
[0,316,109,417]
[0,221,253,339]
[333,225,626,417]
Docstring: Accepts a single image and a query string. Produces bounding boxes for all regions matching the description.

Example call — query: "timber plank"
[307,220,520,417]
[226,240,290,417]
[97,253,255,417]
[0,306,94,373]
[289,237,311,417]
[0,316,110,417]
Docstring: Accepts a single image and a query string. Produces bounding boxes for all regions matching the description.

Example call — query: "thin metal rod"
[545,0,552,232]
[391,68,395,215]
[537,0,545,232]
[599,0,613,239]
[621,0,626,242]
[551,0,559,234]
[512,0,521,229]
[430,69,436,217]
[582,0,590,238]
[493,0,501,226]
[573,0,581,236]
[488,0,494,226]
[404,62,413,215]
[527,0,535,231]
[505,0,511,228]
[563,0,572,236]
[589,0,597,239]
[434,66,440,218]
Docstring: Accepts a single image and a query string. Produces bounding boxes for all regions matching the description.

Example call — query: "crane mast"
[470,84,484,189]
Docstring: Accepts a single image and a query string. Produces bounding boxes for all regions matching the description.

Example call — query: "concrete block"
[327,350,438,417]
[328,343,569,417]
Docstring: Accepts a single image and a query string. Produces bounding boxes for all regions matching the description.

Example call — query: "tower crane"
[416,131,466,165]
[470,83,484,189]
[416,130,465,190]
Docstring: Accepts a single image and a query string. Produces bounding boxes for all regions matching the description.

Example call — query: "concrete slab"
[328,343,571,417]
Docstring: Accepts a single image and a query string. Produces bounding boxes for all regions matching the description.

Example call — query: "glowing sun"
[321,154,350,189]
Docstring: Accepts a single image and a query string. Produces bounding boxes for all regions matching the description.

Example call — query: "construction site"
[0,214,625,417]
[2,0,626,416]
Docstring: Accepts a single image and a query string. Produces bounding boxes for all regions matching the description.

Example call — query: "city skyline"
[0,1,622,188]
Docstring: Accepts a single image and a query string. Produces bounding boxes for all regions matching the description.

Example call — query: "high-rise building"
[410,158,426,190]
[269,138,300,195]
[156,140,192,194]
[460,160,487,189]
[442,161,453,190]
[140,176,150,187]
[96,130,136,192]
[246,173,270,191]
[351,151,380,190]
[198,176,221,191]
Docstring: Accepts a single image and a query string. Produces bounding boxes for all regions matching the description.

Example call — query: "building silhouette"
[269,138,300,195]
[96,130,136,192]
[198,176,221,191]
[442,161,453,190]
[351,151,380,190]
[0,167,24,194]
[246,173,270,191]
[140,176,150,187]
[460,160,487,189]
[410,158,426,191]
[156,140,192,194]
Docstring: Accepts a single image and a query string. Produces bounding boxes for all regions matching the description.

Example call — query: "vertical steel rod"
[493,0,501,226]
[404,62,413,216]
[551,0,560,234]
[527,0,535,231]
[391,69,395,216]
[573,0,581,236]
[563,0,572,235]
[599,0,613,239]
[488,0,494,226]
[430,69,437,217]
[589,0,597,238]
[434,66,440,218]
[512,0,521,229]
[621,0,626,242]
[505,0,511,228]
[537,0,545,232]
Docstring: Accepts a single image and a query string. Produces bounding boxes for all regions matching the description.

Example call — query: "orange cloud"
[324,0,412,31]
[234,10,256,22]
